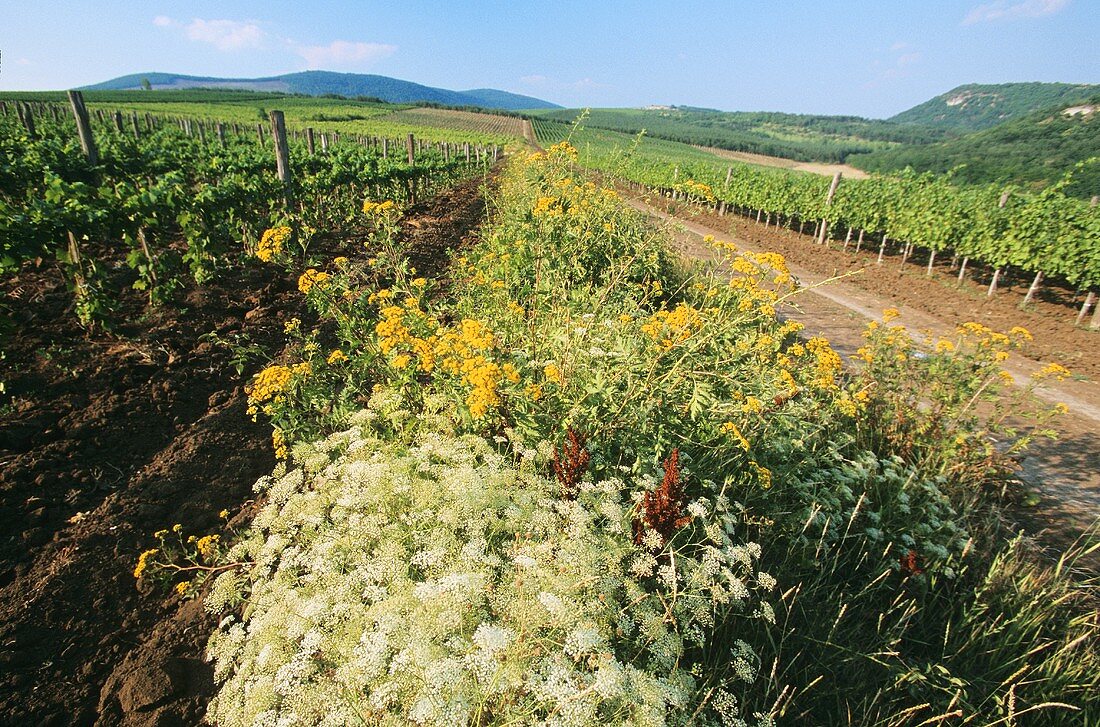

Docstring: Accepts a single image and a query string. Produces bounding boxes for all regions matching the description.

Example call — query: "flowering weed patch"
[202,145,1098,725]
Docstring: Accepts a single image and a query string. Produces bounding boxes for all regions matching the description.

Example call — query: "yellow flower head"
[298,269,330,294]
[327,349,348,365]
[133,548,159,579]
[256,226,291,262]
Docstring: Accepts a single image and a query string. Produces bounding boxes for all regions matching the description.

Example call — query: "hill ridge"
[82,71,560,111]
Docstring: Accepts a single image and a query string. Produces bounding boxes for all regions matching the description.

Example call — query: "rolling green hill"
[889,82,1100,130]
[531,106,952,163]
[853,95,1100,197]
[82,71,560,111]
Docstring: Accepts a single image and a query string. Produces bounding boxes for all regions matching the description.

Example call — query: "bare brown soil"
[0,174,491,726]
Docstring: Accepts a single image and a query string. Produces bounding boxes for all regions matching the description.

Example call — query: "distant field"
[377,107,526,138]
[0,90,518,145]
[696,145,869,179]
[531,106,950,163]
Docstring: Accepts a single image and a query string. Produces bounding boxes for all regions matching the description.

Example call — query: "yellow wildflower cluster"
[372,294,519,419]
[1010,326,1033,341]
[327,349,347,365]
[298,269,330,294]
[680,180,715,202]
[741,396,765,415]
[362,199,397,217]
[134,548,159,578]
[721,421,751,451]
[195,534,221,559]
[532,196,563,218]
[246,365,292,403]
[256,226,291,262]
[543,363,562,384]
[641,303,703,350]
[272,428,288,459]
[804,337,843,389]
[957,321,1011,348]
[1035,362,1071,382]
[546,141,579,161]
[750,460,773,489]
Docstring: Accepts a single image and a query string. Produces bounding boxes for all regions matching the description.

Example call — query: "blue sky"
[1,1,1095,117]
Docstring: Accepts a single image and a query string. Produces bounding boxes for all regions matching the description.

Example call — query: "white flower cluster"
[205,404,776,726]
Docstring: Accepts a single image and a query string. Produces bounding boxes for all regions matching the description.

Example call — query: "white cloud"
[294,40,397,70]
[152,15,396,70]
[16,57,31,66]
[890,41,910,51]
[962,0,1069,25]
[184,18,267,51]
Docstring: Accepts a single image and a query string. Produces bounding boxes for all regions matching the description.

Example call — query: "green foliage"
[532,107,951,163]
[889,82,1100,131]
[0,101,489,327]
[853,95,1100,194]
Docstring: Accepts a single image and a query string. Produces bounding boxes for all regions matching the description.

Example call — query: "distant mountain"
[890,82,1100,130]
[82,71,560,111]
[853,94,1100,197]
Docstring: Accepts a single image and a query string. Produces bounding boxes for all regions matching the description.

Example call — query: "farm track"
[627,193,1100,552]
[0,173,494,726]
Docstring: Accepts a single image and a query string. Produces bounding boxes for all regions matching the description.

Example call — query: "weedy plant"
[190,144,1097,726]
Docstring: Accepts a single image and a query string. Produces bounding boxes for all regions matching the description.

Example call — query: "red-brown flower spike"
[552,428,589,499]
[634,448,692,547]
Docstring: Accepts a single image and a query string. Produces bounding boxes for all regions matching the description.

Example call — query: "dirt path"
[0,174,493,726]
[627,195,1100,549]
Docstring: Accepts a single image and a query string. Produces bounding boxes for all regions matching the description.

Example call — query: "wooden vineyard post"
[958,257,969,283]
[131,112,141,139]
[67,91,98,166]
[257,123,265,146]
[382,137,389,159]
[987,190,1011,297]
[216,122,226,147]
[269,110,292,195]
[113,111,124,133]
[321,133,328,152]
[987,267,1002,298]
[465,142,471,163]
[855,229,864,253]
[817,172,842,245]
[877,235,888,265]
[1078,292,1096,325]
[16,102,36,139]
[843,228,853,251]
[1022,271,1044,305]
[405,134,416,203]
[306,127,315,156]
